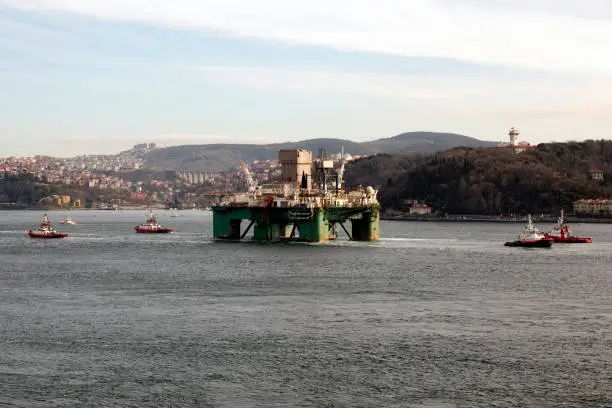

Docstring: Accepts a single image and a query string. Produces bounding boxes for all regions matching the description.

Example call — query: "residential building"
[590,168,604,181]
[410,203,432,215]
[573,199,612,215]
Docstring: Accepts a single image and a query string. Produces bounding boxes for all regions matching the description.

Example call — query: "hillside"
[0,173,106,209]
[115,169,182,183]
[343,153,431,188]
[144,132,493,171]
[362,131,497,154]
[0,173,56,207]
[345,140,612,215]
[144,139,373,171]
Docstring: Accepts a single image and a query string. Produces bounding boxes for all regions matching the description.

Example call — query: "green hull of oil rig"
[212,204,380,242]
[212,148,381,243]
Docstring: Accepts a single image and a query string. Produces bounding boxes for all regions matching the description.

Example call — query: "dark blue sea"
[1,210,611,407]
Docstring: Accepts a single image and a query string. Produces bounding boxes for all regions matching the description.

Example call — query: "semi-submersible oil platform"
[212,149,380,242]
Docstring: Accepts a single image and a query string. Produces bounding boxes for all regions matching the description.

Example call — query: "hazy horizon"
[2,0,611,156]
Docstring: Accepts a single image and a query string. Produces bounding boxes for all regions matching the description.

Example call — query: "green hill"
[362,131,497,154]
[144,139,373,171]
[144,133,494,171]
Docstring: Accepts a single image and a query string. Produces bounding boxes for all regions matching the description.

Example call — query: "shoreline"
[3,208,611,223]
[0,207,180,211]
[381,215,612,224]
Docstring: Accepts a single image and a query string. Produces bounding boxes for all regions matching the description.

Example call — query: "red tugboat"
[545,210,592,243]
[135,211,173,234]
[28,214,68,239]
[505,214,553,248]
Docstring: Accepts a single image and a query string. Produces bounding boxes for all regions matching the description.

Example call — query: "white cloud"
[2,0,612,73]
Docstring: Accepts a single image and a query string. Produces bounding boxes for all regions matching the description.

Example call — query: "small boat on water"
[504,214,553,248]
[28,214,68,239]
[544,210,592,243]
[60,216,76,225]
[135,211,173,234]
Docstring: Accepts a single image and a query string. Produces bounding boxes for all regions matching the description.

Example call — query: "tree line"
[344,140,612,215]
[0,173,56,206]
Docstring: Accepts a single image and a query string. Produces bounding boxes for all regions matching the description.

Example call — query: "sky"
[1,0,611,157]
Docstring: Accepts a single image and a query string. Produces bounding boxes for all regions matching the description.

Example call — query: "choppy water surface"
[1,210,611,407]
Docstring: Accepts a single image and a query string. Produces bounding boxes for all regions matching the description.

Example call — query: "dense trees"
[0,173,55,206]
[0,173,115,208]
[343,153,431,189]
[344,141,612,215]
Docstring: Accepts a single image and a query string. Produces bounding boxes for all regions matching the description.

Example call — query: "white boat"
[135,211,173,234]
[505,214,553,247]
[544,210,592,243]
[60,217,76,225]
[28,214,68,238]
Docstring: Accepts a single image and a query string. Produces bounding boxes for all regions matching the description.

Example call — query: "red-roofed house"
[574,199,612,215]
[409,203,432,215]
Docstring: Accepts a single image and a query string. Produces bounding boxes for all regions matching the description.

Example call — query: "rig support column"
[253,222,283,241]
[297,209,330,242]
[350,206,380,241]
[213,207,251,240]
[213,211,232,239]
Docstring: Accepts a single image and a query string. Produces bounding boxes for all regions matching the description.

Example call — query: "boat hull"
[28,231,68,239]
[504,239,553,248]
[547,236,592,243]
[135,227,173,234]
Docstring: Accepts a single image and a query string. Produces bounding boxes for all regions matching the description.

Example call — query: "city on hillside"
[0,142,363,210]
[1,129,611,217]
